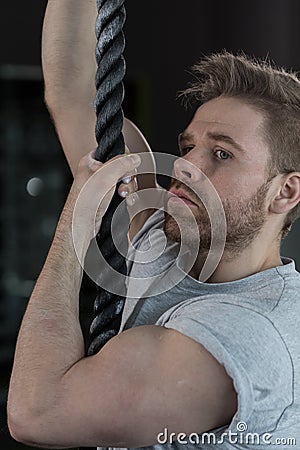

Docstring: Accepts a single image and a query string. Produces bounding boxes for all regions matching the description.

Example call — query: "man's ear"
[270,173,300,214]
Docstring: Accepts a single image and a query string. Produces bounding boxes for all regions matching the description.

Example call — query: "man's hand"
[63,150,141,243]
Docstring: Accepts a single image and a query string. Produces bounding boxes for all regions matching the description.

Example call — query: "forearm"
[42,0,97,109]
[42,0,98,175]
[8,198,89,424]
[7,146,143,447]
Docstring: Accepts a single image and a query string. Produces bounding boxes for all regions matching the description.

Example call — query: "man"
[7,1,300,449]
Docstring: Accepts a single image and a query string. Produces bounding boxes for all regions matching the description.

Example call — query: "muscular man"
[7,1,300,448]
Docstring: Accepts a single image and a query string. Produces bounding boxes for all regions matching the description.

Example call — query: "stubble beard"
[163,180,271,258]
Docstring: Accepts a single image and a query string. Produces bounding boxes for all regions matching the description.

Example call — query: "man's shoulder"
[157,258,300,319]
[156,292,295,437]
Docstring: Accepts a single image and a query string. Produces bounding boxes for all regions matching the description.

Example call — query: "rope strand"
[88,0,128,356]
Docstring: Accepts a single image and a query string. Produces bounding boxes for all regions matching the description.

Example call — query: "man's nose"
[173,155,204,184]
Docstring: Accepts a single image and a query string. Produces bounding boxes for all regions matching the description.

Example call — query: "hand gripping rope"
[88,0,128,356]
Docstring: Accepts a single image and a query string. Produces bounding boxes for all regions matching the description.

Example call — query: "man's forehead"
[187,97,264,135]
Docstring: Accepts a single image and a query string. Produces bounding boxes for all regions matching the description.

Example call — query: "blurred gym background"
[0,1,299,449]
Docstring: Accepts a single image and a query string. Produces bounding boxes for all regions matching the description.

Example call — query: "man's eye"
[215,149,232,160]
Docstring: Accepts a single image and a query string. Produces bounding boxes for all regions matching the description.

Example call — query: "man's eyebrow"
[178,132,196,144]
[207,131,246,153]
[178,131,246,153]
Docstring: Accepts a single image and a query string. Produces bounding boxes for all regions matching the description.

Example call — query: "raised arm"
[42,0,99,175]
[42,0,158,236]
[42,0,156,176]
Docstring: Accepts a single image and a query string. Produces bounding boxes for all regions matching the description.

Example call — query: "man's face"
[164,96,272,255]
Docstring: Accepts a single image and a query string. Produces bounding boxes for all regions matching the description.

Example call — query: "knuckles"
[78,151,103,172]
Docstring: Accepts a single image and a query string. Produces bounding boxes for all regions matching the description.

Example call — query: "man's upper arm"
[24,325,237,448]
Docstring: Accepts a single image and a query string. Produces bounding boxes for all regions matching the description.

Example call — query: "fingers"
[122,175,134,185]
[118,175,138,199]
[76,149,141,205]
[118,166,139,210]
[117,154,141,176]
[81,149,140,176]
[96,153,141,180]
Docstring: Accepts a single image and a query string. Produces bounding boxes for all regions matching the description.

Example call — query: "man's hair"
[182,51,300,237]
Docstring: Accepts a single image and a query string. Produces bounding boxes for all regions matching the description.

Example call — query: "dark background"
[0,1,299,449]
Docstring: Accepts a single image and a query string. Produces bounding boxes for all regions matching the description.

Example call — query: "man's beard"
[163,179,271,258]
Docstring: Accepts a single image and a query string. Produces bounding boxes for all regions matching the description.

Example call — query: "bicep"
[29,325,237,448]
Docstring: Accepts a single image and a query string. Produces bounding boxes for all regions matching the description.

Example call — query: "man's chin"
[163,216,181,243]
[163,214,212,249]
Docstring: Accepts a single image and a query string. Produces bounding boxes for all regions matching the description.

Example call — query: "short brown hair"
[182,51,300,237]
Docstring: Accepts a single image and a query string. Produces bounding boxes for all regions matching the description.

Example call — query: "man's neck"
[189,234,282,284]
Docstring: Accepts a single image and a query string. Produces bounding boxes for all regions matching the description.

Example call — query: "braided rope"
[88,0,128,356]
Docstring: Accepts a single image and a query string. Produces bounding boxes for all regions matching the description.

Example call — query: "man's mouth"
[168,188,198,206]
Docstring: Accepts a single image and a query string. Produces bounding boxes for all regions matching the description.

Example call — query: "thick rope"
[88,0,128,356]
